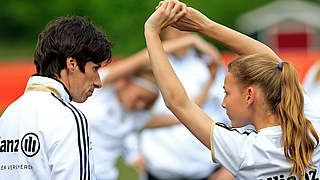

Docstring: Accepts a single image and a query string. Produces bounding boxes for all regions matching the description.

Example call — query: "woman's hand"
[172,7,212,33]
[144,0,186,35]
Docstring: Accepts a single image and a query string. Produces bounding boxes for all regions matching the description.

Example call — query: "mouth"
[88,89,94,96]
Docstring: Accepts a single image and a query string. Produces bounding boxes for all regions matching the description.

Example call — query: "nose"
[94,73,102,88]
[221,97,226,109]
[135,100,147,110]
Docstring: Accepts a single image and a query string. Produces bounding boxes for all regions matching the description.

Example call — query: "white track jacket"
[0,75,95,180]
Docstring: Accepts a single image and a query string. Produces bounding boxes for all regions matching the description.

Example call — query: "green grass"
[116,156,139,180]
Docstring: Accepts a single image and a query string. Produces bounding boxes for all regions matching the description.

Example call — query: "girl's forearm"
[199,20,279,59]
[145,31,189,109]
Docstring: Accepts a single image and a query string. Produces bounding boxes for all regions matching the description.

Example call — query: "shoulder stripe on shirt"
[51,93,90,180]
[215,122,258,136]
[69,102,91,179]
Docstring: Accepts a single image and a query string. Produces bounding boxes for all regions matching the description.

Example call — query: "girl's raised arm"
[174,7,280,59]
[144,0,213,148]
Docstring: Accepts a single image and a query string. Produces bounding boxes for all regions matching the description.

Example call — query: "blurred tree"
[0,0,318,59]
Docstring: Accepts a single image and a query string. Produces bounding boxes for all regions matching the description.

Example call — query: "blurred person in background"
[73,64,159,180]
[0,16,112,179]
[303,60,320,108]
[72,32,223,180]
[139,26,232,180]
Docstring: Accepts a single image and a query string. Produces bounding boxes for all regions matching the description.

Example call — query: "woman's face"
[221,72,250,127]
[116,78,158,112]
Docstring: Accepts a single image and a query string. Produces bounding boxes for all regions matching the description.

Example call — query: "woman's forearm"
[199,20,279,59]
[145,31,190,110]
[102,50,149,86]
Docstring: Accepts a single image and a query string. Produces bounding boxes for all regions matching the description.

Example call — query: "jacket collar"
[26,74,72,102]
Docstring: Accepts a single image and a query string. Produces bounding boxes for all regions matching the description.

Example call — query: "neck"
[252,110,280,131]
[57,69,71,93]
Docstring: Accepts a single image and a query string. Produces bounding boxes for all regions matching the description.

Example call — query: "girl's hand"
[172,7,212,33]
[145,0,186,35]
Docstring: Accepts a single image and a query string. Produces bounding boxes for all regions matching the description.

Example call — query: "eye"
[224,90,228,96]
[93,65,101,72]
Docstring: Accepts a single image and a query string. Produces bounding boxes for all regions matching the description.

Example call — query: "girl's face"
[116,78,158,112]
[222,72,251,127]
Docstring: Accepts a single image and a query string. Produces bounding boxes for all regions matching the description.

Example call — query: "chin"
[231,120,240,128]
[74,97,88,103]
[120,103,132,112]
[231,121,249,128]
[126,107,135,112]
[231,124,241,128]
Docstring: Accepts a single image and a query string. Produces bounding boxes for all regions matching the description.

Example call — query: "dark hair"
[34,16,113,78]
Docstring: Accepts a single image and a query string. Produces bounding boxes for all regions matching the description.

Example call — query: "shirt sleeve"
[304,94,320,121]
[210,122,250,175]
[133,111,153,131]
[122,132,141,165]
[303,62,320,91]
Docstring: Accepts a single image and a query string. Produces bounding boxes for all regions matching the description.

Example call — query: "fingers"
[166,0,175,13]
[164,0,187,23]
[157,0,185,17]
[155,1,164,10]
[156,0,168,11]
[169,2,180,20]
[170,1,182,15]
[173,2,187,22]
[146,0,186,33]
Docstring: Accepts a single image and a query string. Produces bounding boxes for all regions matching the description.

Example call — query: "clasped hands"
[145,0,209,35]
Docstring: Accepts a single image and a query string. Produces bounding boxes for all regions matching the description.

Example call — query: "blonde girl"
[144,0,320,179]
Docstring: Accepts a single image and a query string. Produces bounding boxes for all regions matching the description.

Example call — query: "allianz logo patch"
[0,132,40,157]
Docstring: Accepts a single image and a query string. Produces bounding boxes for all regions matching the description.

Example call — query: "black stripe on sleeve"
[51,93,87,180]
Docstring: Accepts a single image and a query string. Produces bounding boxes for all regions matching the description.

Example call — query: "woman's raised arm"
[144,0,213,148]
[174,7,280,59]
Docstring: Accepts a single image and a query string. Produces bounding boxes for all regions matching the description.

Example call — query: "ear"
[66,57,78,72]
[246,87,255,107]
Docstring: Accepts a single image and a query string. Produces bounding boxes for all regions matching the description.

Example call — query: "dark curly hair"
[34,16,113,78]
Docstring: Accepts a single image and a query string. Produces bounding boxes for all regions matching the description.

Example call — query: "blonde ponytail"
[277,62,319,179]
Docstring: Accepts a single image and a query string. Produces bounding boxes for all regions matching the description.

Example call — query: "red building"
[237,0,320,51]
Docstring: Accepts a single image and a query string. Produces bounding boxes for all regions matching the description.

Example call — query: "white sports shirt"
[303,61,320,108]
[210,94,320,179]
[0,75,95,180]
[141,49,228,179]
[73,70,152,180]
